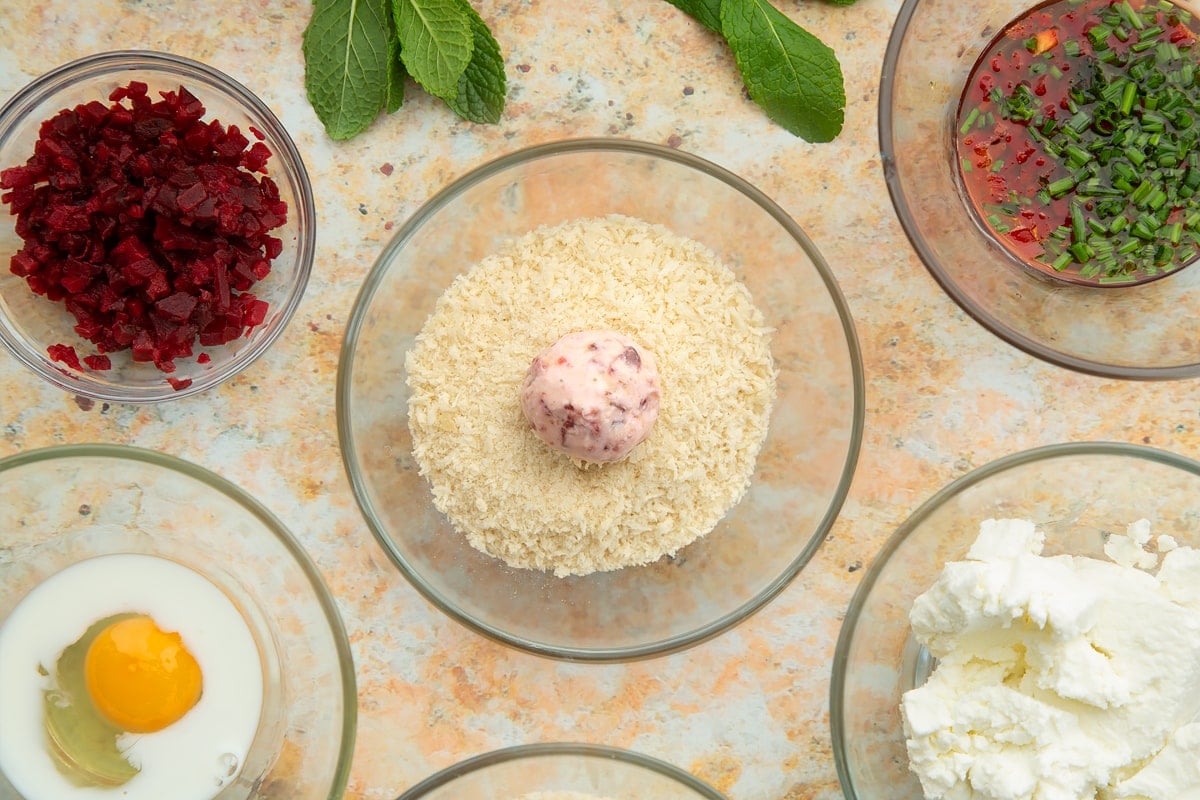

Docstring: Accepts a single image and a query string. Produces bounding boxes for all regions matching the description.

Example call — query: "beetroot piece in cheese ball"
[520,330,662,463]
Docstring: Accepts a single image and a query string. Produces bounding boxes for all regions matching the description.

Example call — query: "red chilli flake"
[0,81,287,377]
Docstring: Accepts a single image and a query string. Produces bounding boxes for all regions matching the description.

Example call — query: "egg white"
[0,554,264,800]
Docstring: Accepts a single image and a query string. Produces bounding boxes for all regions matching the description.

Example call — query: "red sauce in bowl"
[955,0,1200,285]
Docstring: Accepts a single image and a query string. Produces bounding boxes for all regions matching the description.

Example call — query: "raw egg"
[84,614,204,733]
[0,554,264,800]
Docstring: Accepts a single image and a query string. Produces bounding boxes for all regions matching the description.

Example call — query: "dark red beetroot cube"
[174,182,208,213]
[131,329,160,363]
[83,354,111,370]
[241,142,271,173]
[10,251,39,277]
[155,291,198,323]
[241,295,269,328]
[47,343,82,370]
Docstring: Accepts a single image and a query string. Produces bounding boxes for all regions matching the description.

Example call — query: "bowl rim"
[336,136,865,662]
[829,439,1200,799]
[0,442,357,800]
[394,742,728,799]
[0,49,316,402]
[878,2,1200,381]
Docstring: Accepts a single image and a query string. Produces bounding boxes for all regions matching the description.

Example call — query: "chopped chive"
[1089,23,1114,45]
[1048,176,1078,197]
[1120,81,1138,114]
[960,107,980,134]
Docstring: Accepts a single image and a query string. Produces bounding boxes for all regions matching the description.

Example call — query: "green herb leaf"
[302,0,393,140]
[664,0,722,33]
[444,0,507,123]
[392,0,474,100]
[719,0,846,142]
[386,13,407,114]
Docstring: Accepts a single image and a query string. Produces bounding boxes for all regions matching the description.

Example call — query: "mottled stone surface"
[2,2,1199,799]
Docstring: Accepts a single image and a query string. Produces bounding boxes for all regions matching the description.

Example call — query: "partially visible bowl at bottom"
[396,743,727,799]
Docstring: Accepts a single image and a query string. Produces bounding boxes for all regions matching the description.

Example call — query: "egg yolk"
[83,615,202,733]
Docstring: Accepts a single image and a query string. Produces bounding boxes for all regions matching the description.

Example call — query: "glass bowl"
[0,50,315,401]
[0,444,355,800]
[396,743,726,799]
[881,0,1200,378]
[337,138,864,661]
[831,441,1200,799]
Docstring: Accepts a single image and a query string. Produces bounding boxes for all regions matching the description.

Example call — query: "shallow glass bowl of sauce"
[882,0,1200,377]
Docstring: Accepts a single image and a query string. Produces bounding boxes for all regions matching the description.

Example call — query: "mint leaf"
[719,0,846,142]
[444,1,507,123]
[392,0,474,100]
[302,0,393,140]
[386,19,406,114]
[664,0,722,32]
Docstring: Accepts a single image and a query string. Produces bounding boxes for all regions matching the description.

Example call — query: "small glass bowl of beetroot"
[0,51,314,401]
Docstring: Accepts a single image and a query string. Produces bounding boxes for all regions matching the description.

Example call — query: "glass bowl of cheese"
[832,441,1200,800]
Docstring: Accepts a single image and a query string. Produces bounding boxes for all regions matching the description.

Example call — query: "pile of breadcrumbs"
[405,214,776,577]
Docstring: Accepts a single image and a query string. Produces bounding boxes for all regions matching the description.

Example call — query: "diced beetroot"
[0,80,286,377]
[155,291,198,322]
[241,141,271,173]
[242,295,269,328]
[10,251,39,277]
[175,182,207,212]
[47,343,82,370]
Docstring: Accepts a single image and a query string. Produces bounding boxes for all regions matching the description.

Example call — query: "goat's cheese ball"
[520,330,661,463]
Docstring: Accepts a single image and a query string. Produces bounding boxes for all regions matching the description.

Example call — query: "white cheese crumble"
[901,518,1200,800]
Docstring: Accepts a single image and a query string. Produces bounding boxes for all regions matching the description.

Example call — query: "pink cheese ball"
[520,330,661,463]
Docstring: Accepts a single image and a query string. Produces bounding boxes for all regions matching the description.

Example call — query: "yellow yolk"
[83,615,202,733]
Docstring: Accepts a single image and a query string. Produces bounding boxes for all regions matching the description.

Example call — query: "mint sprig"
[393,0,473,99]
[303,0,507,140]
[666,0,849,142]
[444,0,507,124]
[302,0,393,141]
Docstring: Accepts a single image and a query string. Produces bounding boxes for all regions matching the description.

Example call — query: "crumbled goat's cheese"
[901,518,1200,800]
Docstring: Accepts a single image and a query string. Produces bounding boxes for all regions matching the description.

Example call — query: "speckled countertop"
[2,1,1199,799]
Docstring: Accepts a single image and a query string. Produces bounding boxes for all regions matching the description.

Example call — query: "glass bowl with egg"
[0,50,315,401]
[0,444,355,800]
[337,138,864,661]
[831,441,1200,800]
[882,0,1200,377]
[396,743,727,799]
